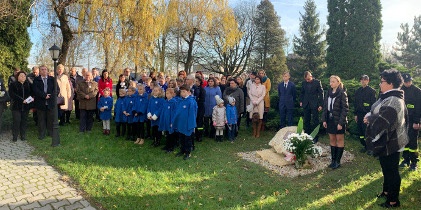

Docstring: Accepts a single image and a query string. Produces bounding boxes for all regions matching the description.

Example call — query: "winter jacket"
[401,84,421,123]
[226,104,237,125]
[147,96,165,126]
[204,86,222,117]
[9,81,32,111]
[321,88,349,127]
[223,86,244,115]
[365,89,409,157]
[98,78,113,97]
[261,77,271,108]
[354,86,376,115]
[57,74,72,110]
[114,97,126,123]
[123,94,136,123]
[97,96,113,120]
[212,105,226,129]
[77,80,98,110]
[158,97,178,133]
[132,93,149,123]
[172,95,197,136]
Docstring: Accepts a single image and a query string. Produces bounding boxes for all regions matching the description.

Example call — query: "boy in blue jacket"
[172,85,197,160]
[97,88,113,135]
[114,89,127,137]
[133,84,148,145]
[123,86,136,141]
[159,88,178,152]
[226,96,238,142]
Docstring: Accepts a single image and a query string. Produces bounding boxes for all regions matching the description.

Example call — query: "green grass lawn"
[24,117,421,210]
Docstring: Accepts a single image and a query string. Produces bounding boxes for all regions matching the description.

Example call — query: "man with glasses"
[123,68,135,83]
[300,71,324,143]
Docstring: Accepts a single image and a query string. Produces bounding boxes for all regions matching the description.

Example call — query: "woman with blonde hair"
[322,75,349,169]
[56,64,72,126]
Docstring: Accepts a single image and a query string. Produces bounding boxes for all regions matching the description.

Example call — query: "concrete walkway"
[0,131,95,210]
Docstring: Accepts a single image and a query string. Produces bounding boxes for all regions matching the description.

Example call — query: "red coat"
[98,78,113,97]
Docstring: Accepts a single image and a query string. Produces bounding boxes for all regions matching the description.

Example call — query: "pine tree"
[393,16,421,69]
[293,0,326,77]
[253,0,287,83]
[326,0,382,80]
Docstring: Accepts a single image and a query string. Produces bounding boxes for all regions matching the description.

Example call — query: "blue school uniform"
[172,95,197,136]
[226,104,237,125]
[158,97,178,133]
[123,94,136,123]
[132,93,149,122]
[97,96,113,120]
[114,96,125,123]
[147,96,165,126]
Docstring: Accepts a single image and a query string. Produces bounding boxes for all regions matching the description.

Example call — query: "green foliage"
[293,0,326,76]
[326,0,382,80]
[297,117,303,134]
[0,2,31,80]
[393,16,421,69]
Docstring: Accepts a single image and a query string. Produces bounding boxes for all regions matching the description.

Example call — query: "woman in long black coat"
[9,71,32,141]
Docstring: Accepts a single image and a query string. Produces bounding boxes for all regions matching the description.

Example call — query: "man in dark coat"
[300,71,324,142]
[32,65,57,140]
[278,72,296,128]
[400,73,421,171]
[354,75,377,154]
[69,67,83,119]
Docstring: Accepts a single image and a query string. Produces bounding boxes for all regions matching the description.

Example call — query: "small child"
[97,88,113,135]
[133,84,148,145]
[114,89,127,137]
[159,88,178,152]
[212,95,227,142]
[123,86,136,140]
[172,85,197,160]
[147,86,165,146]
[226,96,238,142]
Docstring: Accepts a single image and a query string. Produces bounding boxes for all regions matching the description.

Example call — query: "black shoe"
[399,160,409,168]
[376,192,387,198]
[183,154,191,160]
[331,162,341,169]
[379,201,400,208]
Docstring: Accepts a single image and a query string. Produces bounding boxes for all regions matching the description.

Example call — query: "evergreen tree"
[326,0,382,80]
[293,0,326,77]
[393,16,421,69]
[253,0,287,83]
[0,1,31,80]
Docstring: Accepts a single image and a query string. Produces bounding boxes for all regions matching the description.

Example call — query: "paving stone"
[50,200,71,209]
[64,202,84,210]
[39,198,58,207]
[20,201,42,210]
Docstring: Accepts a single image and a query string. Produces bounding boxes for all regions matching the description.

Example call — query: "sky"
[28,0,421,66]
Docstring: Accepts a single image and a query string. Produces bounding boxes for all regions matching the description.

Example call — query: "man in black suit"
[300,71,324,142]
[278,72,296,129]
[32,65,57,140]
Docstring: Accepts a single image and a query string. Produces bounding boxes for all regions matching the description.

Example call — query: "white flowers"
[283,132,322,163]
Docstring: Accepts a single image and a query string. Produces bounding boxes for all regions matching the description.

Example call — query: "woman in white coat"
[57,64,72,125]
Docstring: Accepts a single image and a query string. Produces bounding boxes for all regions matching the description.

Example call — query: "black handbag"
[57,94,65,106]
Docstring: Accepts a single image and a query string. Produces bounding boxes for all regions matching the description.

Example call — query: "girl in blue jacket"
[159,88,178,152]
[133,84,149,145]
[147,86,165,146]
[114,89,127,137]
[123,86,136,140]
[97,88,113,135]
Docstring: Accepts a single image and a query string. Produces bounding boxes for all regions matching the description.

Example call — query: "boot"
[154,137,161,147]
[260,121,265,131]
[409,152,418,171]
[252,122,257,137]
[329,146,337,168]
[399,151,410,167]
[103,129,106,135]
[256,120,262,138]
[332,147,344,169]
[107,129,110,135]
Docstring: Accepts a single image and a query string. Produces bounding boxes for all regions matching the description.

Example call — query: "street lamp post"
[49,44,61,147]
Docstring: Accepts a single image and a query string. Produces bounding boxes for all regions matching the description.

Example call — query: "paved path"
[0,132,95,210]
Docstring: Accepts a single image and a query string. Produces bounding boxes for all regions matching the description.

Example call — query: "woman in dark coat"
[223,78,245,135]
[322,75,349,169]
[9,71,32,141]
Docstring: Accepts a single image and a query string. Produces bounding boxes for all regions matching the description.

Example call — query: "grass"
[21,114,421,210]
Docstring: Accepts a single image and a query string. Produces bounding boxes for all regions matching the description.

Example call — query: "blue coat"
[147,96,165,126]
[114,97,125,123]
[172,95,197,136]
[158,97,178,133]
[97,96,113,120]
[278,81,297,109]
[132,93,149,122]
[204,86,222,117]
[123,94,136,123]
[226,104,237,125]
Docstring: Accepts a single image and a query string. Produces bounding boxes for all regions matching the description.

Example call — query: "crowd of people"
[0,65,419,207]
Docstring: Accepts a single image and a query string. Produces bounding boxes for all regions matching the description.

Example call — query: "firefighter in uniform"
[354,75,376,155]
[400,73,421,170]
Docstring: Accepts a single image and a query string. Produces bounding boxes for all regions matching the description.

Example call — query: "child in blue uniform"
[147,86,165,146]
[133,84,148,145]
[123,86,136,140]
[226,96,238,142]
[114,89,127,137]
[159,88,178,152]
[97,88,113,135]
[172,85,197,160]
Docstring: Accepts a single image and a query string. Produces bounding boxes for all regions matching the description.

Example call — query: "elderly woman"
[9,71,32,141]
[364,69,408,208]
[57,64,72,126]
[248,76,266,138]
[223,78,244,136]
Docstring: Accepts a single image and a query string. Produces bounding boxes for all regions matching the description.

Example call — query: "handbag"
[57,94,65,106]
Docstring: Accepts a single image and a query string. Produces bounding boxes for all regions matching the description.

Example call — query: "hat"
[215,95,224,105]
[228,96,236,104]
[360,75,369,80]
[402,73,412,82]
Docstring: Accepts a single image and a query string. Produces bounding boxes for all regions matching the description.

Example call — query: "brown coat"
[262,78,271,108]
[76,80,98,110]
